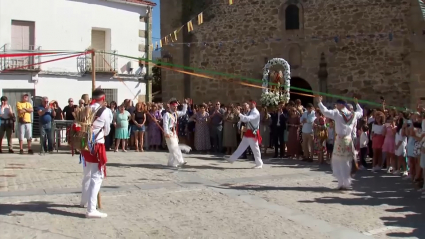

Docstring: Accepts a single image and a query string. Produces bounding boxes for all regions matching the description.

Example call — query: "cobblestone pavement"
[0,147,424,239]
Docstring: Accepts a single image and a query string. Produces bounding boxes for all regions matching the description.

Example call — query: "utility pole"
[91,51,96,92]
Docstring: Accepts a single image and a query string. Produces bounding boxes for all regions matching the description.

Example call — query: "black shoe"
[20,149,24,154]
[28,149,34,155]
[8,149,14,153]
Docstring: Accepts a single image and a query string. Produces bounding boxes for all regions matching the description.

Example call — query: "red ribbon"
[90,95,105,105]
[0,52,62,58]
[1,51,91,73]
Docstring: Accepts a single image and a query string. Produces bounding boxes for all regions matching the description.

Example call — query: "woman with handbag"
[0,96,15,153]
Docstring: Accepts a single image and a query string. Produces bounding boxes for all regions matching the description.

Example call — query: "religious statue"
[269,70,284,93]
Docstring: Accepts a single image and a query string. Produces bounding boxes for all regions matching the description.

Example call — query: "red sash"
[81,143,108,177]
[245,129,262,145]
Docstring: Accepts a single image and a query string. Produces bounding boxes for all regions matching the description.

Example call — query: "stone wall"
[161,0,424,108]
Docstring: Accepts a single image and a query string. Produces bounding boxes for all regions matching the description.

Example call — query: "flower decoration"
[261,58,291,105]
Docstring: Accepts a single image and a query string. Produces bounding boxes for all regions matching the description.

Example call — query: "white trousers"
[165,134,184,167]
[230,136,263,166]
[332,156,352,187]
[81,162,104,213]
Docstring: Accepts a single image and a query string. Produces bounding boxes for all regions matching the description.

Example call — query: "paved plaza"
[0,145,424,239]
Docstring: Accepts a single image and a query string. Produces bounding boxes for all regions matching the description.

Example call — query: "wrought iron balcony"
[82,50,117,73]
[0,44,42,72]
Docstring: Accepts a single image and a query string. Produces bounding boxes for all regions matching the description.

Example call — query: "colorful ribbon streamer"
[0,52,65,58]
[105,51,409,111]
[1,51,92,73]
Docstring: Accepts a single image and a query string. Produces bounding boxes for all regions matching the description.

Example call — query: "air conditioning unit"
[31,74,39,82]
[127,61,135,74]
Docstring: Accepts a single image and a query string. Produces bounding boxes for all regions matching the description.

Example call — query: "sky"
[151,0,161,42]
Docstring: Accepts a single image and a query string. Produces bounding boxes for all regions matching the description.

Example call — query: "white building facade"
[0,0,155,109]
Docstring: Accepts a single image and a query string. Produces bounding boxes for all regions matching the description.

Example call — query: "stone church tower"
[160,0,425,108]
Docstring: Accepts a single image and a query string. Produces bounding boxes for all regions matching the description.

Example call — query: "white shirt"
[318,102,363,137]
[360,132,369,148]
[372,124,385,135]
[163,104,188,135]
[352,120,357,138]
[91,103,111,144]
[277,112,282,126]
[395,130,407,153]
[0,104,13,119]
[238,108,260,130]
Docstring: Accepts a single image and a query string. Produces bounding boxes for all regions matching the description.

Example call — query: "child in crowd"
[359,125,369,170]
[394,119,408,175]
[326,119,335,163]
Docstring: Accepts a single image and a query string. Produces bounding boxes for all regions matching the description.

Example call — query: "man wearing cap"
[16,93,34,154]
[226,100,263,168]
[79,88,111,218]
[317,96,363,190]
[163,98,189,167]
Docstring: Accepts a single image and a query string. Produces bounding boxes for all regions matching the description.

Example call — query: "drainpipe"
[145,6,153,102]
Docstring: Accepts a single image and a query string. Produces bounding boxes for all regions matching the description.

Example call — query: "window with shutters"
[10,20,36,69]
[102,89,118,104]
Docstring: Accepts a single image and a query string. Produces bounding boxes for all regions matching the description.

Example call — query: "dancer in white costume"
[317,96,363,189]
[226,100,263,168]
[163,98,189,167]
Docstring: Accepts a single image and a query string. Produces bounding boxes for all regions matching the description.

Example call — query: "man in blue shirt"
[37,97,56,153]
[300,103,316,162]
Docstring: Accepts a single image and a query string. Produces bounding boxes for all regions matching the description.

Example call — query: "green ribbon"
[102,51,413,111]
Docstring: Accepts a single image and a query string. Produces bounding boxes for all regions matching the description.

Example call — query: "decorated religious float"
[260,58,291,107]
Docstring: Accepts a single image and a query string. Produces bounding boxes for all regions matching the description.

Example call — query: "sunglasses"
[69,101,73,103]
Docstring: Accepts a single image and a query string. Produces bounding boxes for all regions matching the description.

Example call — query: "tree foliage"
[152,63,161,93]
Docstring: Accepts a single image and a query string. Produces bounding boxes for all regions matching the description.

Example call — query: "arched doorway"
[290,77,313,106]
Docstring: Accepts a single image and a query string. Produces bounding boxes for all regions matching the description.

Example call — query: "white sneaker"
[79,203,86,208]
[252,165,263,169]
[402,171,408,176]
[86,211,107,218]
[224,156,234,164]
[387,167,393,173]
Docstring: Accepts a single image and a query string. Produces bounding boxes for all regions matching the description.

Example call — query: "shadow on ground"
[0,201,84,218]
[217,157,425,238]
[107,162,248,171]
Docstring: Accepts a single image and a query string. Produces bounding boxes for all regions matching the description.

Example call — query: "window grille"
[102,88,118,104]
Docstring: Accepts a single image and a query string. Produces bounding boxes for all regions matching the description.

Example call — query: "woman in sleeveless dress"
[382,118,396,173]
[287,108,301,159]
[192,104,211,152]
[114,104,131,152]
[313,110,327,164]
[148,104,162,150]
[132,103,146,152]
[223,106,238,154]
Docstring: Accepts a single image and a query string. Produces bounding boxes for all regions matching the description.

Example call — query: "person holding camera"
[37,97,56,153]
